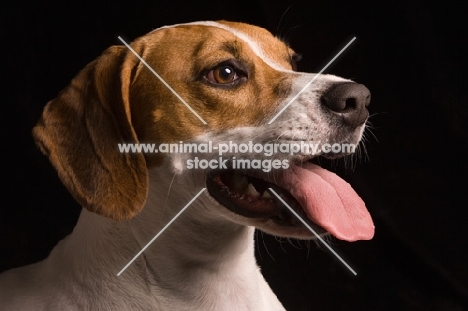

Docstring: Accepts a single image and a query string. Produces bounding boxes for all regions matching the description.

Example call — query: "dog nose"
[321,83,371,127]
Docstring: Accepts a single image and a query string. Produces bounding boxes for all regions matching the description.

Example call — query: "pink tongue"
[276,163,374,241]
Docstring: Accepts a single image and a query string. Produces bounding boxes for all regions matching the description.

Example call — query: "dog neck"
[65,166,283,309]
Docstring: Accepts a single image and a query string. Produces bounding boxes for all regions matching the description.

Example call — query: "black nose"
[321,82,371,127]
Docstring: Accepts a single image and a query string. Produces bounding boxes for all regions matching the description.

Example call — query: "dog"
[0,21,374,310]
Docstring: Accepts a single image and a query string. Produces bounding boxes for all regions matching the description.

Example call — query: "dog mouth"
[207,169,317,228]
[206,160,375,242]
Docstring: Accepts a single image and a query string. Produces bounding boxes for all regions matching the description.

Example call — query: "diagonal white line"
[268,37,356,124]
[118,36,207,125]
[268,188,357,275]
[117,188,206,276]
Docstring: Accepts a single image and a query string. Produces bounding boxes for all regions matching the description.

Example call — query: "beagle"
[0,21,374,310]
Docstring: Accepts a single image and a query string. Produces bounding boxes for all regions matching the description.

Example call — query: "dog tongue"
[276,163,374,241]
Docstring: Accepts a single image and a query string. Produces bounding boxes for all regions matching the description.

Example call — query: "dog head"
[33,21,374,241]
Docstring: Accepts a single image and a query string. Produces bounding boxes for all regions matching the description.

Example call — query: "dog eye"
[206,65,239,85]
[291,53,302,71]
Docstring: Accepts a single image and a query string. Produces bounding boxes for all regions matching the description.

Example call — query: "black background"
[1,1,467,310]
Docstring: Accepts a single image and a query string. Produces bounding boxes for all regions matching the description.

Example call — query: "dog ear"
[33,46,148,220]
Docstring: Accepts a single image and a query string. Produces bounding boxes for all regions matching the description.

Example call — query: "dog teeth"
[232,171,248,190]
[262,191,271,198]
[246,183,260,197]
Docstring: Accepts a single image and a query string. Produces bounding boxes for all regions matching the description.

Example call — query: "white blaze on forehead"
[151,21,295,73]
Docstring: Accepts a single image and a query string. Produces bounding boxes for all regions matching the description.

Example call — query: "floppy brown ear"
[33,46,148,220]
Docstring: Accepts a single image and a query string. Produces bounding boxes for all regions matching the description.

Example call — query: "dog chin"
[250,218,329,240]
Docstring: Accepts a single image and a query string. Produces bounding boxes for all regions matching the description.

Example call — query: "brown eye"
[291,53,302,71]
[206,65,238,84]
